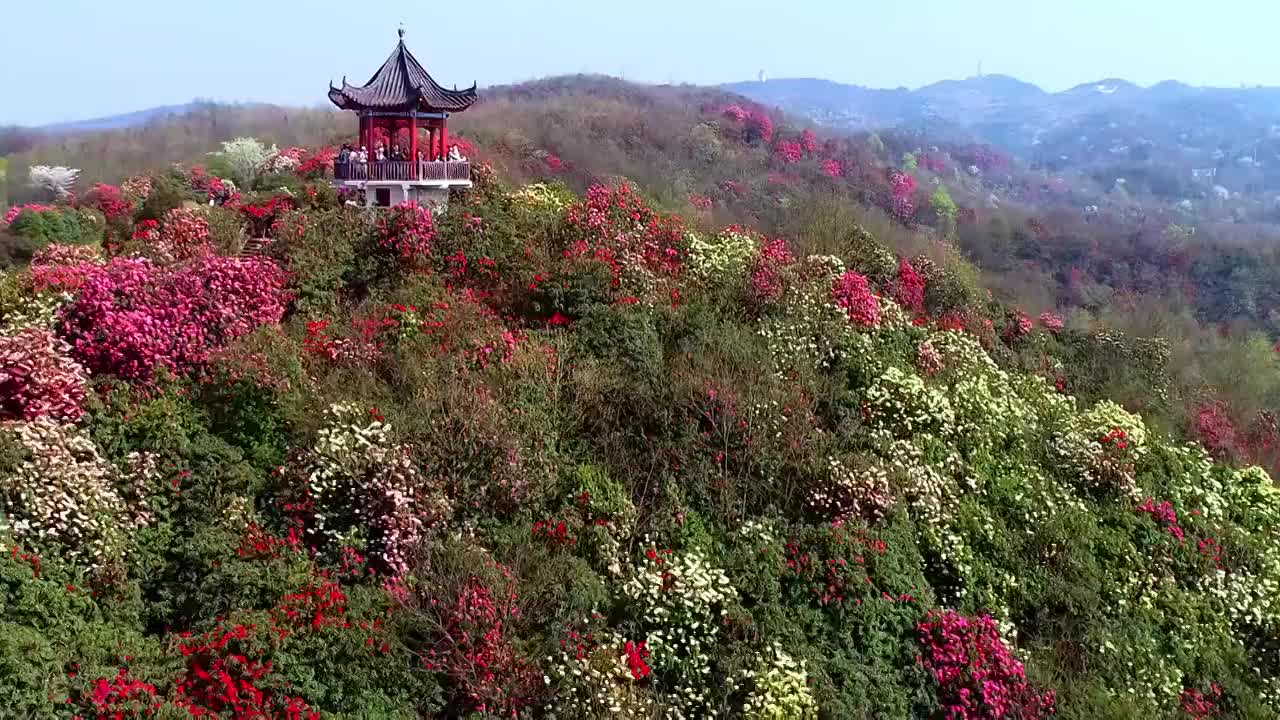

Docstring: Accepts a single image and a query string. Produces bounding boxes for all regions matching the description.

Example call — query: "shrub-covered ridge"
[0,157,1278,718]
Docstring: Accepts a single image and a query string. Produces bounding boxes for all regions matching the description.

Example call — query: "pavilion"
[328,28,476,206]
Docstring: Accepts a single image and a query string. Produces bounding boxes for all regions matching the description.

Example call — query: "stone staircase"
[240,237,273,258]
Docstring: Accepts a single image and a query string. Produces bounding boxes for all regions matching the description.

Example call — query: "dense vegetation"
[2,123,1280,719]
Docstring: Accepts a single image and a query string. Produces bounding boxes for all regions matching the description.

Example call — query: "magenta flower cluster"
[57,256,288,380]
[917,610,1056,720]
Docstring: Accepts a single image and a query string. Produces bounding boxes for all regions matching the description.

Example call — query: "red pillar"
[409,115,418,178]
[440,119,448,161]
[428,127,436,161]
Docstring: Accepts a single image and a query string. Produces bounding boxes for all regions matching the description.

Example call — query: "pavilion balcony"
[334,160,471,183]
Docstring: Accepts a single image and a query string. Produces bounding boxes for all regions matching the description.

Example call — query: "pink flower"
[821,159,843,178]
[0,328,89,421]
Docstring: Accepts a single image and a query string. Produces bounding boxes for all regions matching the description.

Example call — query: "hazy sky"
[6,0,1280,125]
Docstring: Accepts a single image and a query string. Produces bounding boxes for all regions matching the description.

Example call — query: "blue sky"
[5,0,1280,125]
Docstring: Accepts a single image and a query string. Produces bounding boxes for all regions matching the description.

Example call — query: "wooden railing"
[334,161,471,182]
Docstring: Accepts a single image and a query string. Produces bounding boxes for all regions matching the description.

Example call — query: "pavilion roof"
[328,29,477,113]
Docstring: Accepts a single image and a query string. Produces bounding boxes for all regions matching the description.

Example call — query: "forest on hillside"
[3,77,1280,718]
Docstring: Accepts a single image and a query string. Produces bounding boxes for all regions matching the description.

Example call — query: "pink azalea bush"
[832,270,881,327]
[748,237,793,304]
[800,129,818,155]
[917,610,1056,720]
[155,207,212,262]
[1038,312,1065,332]
[0,328,89,421]
[31,243,102,267]
[890,172,917,222]
[375,201,437,265]
[821,159,843,178]
[57,256,288,380]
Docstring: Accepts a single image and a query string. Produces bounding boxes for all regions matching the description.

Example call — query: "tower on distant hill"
[328,27,477,207]
[758,69,767,83]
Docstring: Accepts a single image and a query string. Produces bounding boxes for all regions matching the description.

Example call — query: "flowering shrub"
[1039,311,1065,332]
[799,129,817,155]
[621,549,738,716]
[0,418,153,573]
[3,203,55,226]
[773,140,803,164]
[544,626,657,718]
[748,237,794,306]
[374,201,436,266]
[303,403,449,577]
[0,328,88,421]
[211,137,276,185]
[563,183,687,297]
[30,243,102,267]
[58,255,288,379]
[121,175,153,202]
[744,112,774,144]
[84,183,133,223]
[808,456,895,522]
[741,645,817,720]
[821,158,843,178]
[831,270,881,327]
[151,207,212,262]
[1192,401,1238,460]
[687,226,758,286]
[917,610,1056,719]
[893,258,925,314]
[890,171,917,222]
[423,573,541,716]
[1136,497,1185,542]
[1053,400,1149,494]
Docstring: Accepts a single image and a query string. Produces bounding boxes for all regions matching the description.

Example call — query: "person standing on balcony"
[448,144,465,162]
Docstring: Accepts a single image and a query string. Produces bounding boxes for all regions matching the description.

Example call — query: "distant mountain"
[37,103,203,133]
[725,75,1280,190]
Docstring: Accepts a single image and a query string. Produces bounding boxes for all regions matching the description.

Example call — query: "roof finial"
[398,23,405,39]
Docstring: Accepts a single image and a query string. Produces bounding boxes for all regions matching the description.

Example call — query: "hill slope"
[1,140,1280,716]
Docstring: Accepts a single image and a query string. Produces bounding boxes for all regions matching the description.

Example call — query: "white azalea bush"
[740,645,817,720]
[621,548,739,718]
[1052,400,1149,495]
[687,227,758,286]
[210,137,277,187]
[0,418,156,573]
[304,403,450,577]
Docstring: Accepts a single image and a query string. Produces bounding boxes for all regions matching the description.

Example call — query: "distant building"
[758,69,767,83]
[1191,168,1217,182]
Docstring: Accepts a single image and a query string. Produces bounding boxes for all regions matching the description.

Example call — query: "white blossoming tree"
[28,165,80,200]
[209,137,276,188]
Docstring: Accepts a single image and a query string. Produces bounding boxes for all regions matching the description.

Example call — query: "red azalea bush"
[84,183,134,223]
[564,183,686,283]
[424,574,540,716]
[800,129,818,155]
[57,256,289,380]
[1039,312,1065,332]
[748,236,793,305]
[544,153,564,171]
[893,258,926,314]
[744,112,773,144]
[773,140,803,164]
[155,207,212,262]
[0,328,89,422]
[296,147,338,178]
[917,610,1056,720]
[240,195,296,238]
[1192,401,1238,460]
[821,159,843,178]
[890,171,917,222]
[832,270,881,327]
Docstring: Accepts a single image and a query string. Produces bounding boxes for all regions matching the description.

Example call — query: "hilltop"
[3,116,1280,716]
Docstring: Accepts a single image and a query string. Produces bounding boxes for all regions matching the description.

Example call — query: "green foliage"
[7,206,102,248]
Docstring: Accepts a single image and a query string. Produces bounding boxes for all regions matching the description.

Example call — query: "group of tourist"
[336,143,467,165]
